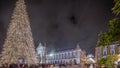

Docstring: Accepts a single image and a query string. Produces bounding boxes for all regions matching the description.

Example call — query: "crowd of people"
[0,63,68,68]
[0,63,49,68]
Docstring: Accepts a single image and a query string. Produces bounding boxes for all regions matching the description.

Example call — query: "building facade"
[36,43,86,64]
[95,42,120,61]
[95,46,103,61]
[36,43,46,64]
[46,44,86,64]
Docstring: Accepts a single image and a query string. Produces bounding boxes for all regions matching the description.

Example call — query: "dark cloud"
[0,0,113,54]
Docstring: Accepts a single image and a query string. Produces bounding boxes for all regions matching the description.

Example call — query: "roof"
[47,47,82,54]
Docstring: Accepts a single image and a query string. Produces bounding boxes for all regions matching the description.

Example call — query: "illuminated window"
[103,46,107,56]
[110,45,115,55]
[70,52,72,58]
[73,51,76,58]
[65,52,68,59]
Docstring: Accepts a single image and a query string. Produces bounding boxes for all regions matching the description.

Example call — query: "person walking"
[117,62,120,68]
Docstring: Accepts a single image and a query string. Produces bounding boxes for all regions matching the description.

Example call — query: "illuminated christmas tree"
[0,0,38,64]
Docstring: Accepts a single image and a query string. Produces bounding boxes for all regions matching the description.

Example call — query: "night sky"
[0,0,114,54]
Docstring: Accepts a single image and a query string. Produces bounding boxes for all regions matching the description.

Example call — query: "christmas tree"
[0,0,38,64]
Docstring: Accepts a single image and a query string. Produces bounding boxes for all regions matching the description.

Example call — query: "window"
[110,45,115,55]
[57,54,59,59]
[59,53,61,59]
[56,54,58,59]
[62,53,63,59]
[65,52,68,59]
[54,54,56,60]
[103,46,107,56]
[74,59,77,64]
[65,53,66,59]
[63,53,65,59]
[59,53,60,59]
[73,51,76,58]
[70,52,72,58]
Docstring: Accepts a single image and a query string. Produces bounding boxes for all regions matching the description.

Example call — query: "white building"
[47,44,82,64]
[36,43,46,64]
[36,43,86,64]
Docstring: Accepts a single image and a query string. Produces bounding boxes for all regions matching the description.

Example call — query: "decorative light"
[0,0,38,64]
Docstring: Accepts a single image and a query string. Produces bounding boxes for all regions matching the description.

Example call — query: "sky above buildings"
[0,0,113,54]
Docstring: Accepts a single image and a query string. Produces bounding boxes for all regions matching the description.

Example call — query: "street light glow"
[49,53,54,57]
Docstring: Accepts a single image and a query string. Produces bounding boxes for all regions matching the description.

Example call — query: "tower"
[76,43,80,50]
[36,43,46,64]
[76,43,81,64]
[0,0,38,64]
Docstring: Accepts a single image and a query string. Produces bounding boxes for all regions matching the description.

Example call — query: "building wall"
[36,43,86,64]
[46,49,84,64]
[46,44,86,64]
[95,47,103,61]
[95,43,120,61]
